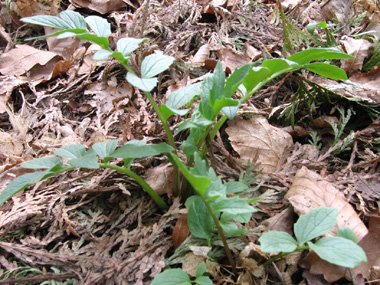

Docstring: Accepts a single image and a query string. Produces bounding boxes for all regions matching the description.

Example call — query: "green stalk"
[262,245,309,267]
[99,163,169,211]
[200,196,238,278]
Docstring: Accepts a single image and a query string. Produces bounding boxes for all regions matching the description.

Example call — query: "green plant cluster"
[0,10,364,281]
[259,207,367,268]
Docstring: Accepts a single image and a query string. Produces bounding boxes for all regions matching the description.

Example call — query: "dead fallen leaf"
[70,0,126,14]
[15,0,60,17]
[182,252,205,277]
[144,163,175,197]
[0,76,28,114]
[189,44,210,65]
[341,37,373,76]
[245,43,262,61]
[172,214,190,249]
[285,167,368,241]
[0,45,70,81]
[260,207,294,235]
[217,48,250,72]
[239,243,266,278]
[349,66,380,96]
[226,116,294,173]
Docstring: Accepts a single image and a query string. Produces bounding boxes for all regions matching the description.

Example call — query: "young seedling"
[1,10,357,278]
[259,207,367,268]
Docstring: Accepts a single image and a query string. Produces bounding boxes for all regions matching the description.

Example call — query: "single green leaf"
[93,49,113,61]
[68,153,99,169]
[221,102,240,120]
[126,72,157,92]
[166,82,202,109]
[92,139,118,159]
[213,97,238,115]
[141,54,175,78]
[0,170,51,205]
[294,207,338,245]
[159,104,189,122]
[242,66,270,94]
[195,262,206,278]
[85,16,111,38]
[221,212,253,223]
[261,59,300,75]
[195,276,213,285]
[287,47,355,65]
[176,110,214,133]
[224,63,253,98]
[213,196,256,214]
[304,62,348,80]
[220,221,247,235]
[151,268,191,285]
[54,144,86,159]
[54,30,87,39]
[59,10,87,30]
[21,15,73,30]
[209,61,225,106]
[259,231,298,253]
[186,196,214,240]
[168,153,211,195]
[337,226,358,243]
[110,51,129,65]
[225,181,248,194]
[308,237,367,268]
[110,141,174,159]
[199,74,215,120]
[22,157,62,169]
[117,38,147,57]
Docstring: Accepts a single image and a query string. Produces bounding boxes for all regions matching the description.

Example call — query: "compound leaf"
[141,54,175,78]
[294,207,337,245]
[259,231,298,253]
[308,237,367,268]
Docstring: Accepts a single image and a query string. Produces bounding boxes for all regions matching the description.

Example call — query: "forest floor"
[0,0,380,284]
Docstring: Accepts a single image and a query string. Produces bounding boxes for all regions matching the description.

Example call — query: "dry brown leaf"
[0,76,28,114]
[217,48,250,72]
[182,252,205,277]
[0,45,69,80]
[285,167,368,241]
[245,43,262,61]
[349,66,380,97]
[239,243,266,278]
[70,0,126,14]
[341,37,374,75]
[190,44,210,64]
[15,0,60,17]
[260,207,294,235]
[144,163,175,197]
[225,116,294,173]
[172,214,190,249]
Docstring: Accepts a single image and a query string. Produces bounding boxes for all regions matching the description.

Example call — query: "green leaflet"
[259,231,298,253]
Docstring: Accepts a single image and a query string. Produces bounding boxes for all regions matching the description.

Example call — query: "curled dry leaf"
[144,163,175,197]
[341,37,373,76]
[285,166,368,241]
[225,116,294,173]
[239,242,266,278]
[0,45,70,81]
[189,44,210,65]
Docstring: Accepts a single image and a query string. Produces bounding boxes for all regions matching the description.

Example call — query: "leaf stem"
[262,245,309,267]
[200,195,238,278]
[99,163,169,211]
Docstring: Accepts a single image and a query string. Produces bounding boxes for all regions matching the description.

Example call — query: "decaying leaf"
[226,116,294,173]
[70,0,126,14]
[15,0,60,17]
[239,242,266,278]
[341,37,373,75]
[0,45,70,81]
[172,214,190,249]
[144,163,175,197]
[190,44,210,65]
[285,167,368,241]
[217,48,250,72]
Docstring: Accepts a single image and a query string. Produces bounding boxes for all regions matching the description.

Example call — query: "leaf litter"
[0,0,380,283]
